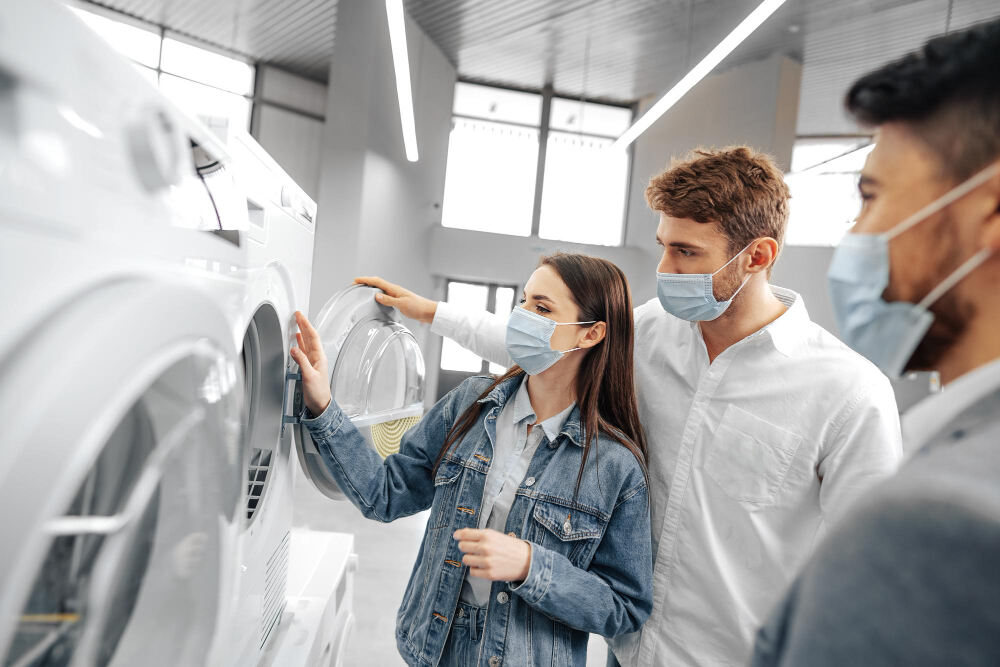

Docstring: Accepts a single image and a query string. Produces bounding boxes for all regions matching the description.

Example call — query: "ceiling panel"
[86,0,338,81]
[81,0,1000,134]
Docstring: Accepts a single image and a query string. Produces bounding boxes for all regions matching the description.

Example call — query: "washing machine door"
[0,282,243,667]
[293,285,426,501]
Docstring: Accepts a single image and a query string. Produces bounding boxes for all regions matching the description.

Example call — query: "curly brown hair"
[645,146,790,273]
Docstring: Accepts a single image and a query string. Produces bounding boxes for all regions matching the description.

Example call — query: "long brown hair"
[431,253,648,496]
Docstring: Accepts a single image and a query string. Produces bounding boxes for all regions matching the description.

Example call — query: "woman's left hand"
[454,528,531,582]
[290,310,332,416]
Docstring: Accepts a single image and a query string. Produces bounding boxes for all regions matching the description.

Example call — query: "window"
[441,119,538,236]
[441,83,633,246]
[442,84,542,236]
[437,280,516,400]
[69,5,255,131]
[538,98,632,246]
[785,138,873,246]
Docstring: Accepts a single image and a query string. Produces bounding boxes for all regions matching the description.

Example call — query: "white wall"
[252,65,326,200]
[624,53,802,250]
[310,0,456,346]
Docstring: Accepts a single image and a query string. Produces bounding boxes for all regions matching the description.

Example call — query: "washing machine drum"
[295,285,426,501]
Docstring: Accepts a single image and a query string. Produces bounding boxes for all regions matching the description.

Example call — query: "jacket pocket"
[530,498,606,567]
[703,404,803,508]
[429,458,465,529]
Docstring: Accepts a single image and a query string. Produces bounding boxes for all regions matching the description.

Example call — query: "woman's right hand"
[290,310,332,416]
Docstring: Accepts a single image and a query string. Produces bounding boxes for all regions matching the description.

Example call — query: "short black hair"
[846,17,1000,181]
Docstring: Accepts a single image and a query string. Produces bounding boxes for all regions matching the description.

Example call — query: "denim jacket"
[302,375,653,667]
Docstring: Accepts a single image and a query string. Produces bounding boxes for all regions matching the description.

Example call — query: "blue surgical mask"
[828,163,999,378]
[656,242,753,321]
[505,307,595,375]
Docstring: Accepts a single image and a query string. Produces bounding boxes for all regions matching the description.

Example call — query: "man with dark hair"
[356,143,902,666]
[752,16,1000,666]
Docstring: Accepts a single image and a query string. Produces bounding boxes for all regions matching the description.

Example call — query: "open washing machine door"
[291,286,426,501]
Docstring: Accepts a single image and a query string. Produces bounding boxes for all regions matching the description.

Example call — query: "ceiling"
[84,0,999,124]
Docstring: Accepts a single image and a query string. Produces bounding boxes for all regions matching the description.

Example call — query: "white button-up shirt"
[432,287,902,666]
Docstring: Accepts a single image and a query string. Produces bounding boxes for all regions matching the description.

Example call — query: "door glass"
[332,320,425,423]
[4,350,241,667]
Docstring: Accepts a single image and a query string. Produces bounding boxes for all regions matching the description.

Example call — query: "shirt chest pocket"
[703,404,803,508]
[528,499,606,567]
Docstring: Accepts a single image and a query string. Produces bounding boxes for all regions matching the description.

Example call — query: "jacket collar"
[477,375,585,447]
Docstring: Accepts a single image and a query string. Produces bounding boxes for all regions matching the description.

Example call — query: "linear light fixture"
[612,0,788,150]
[386,0,419,162]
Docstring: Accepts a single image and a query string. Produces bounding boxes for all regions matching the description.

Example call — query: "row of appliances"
[0,1,427,665]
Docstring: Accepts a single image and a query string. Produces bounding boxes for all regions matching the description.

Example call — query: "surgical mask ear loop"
[559,320,599,354]
[885,162,1000,241]
[711,241,756,276]
[917,247,992,309]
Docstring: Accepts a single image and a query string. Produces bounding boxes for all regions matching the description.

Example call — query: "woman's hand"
[289,310,332,416]
[454,528,531,582]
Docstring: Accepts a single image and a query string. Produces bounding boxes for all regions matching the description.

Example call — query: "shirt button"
[489,657,501,667]
[524,477,535,487]
[497,591,509,604]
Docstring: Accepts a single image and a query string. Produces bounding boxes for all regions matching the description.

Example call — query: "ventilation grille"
[369,416,422,459]
[246,448,273,521]
[260,530,290,649]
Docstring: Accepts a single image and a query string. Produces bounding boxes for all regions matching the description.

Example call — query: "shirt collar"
[511,375,576,442]
[903,357,1000,453]
[757,286,810,356]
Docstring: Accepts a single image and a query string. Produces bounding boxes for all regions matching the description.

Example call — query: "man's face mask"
[656,242,754,322]
[827,162,1000,378]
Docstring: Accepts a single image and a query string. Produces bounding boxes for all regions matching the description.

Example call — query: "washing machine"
[0,2,430,665]
[201,120,429,666]
[0,3,249,664]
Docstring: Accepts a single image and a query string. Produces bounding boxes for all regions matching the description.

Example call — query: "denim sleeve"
[510,482,653,638]
[300,387,459,523]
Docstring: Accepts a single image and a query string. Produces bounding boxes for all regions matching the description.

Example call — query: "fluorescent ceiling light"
[612,0,787,150]
[386,0,419,162]
[796,143,874,175]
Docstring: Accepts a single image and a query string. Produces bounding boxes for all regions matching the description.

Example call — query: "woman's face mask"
[827,162,1000,378]
[505,307,595,375]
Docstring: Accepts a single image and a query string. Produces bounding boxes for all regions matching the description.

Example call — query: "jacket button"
[497,591,509,604]
[489,657,501,667]
[563,519,571,534]
[524,477,535,487]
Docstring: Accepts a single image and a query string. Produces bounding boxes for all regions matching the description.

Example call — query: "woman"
[290,253,652,667]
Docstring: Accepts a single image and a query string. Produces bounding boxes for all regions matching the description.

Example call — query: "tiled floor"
[292,471,608,666]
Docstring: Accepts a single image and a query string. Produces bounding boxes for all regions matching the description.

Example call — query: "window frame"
[443,80,635,247]
[436,279,518,400]
[71,2,256,131]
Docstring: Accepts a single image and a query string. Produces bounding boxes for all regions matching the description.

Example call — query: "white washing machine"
[0,3,248,664]
[0,3,429,666]
[202,123,429,666]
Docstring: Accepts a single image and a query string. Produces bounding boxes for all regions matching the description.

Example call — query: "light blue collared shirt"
[460,375,575,607]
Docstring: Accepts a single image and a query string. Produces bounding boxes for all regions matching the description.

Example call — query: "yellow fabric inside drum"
[370,415,422,459]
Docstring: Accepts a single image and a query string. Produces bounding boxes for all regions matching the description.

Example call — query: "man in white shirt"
[359,145,902,666]
[752,17,1000,666]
